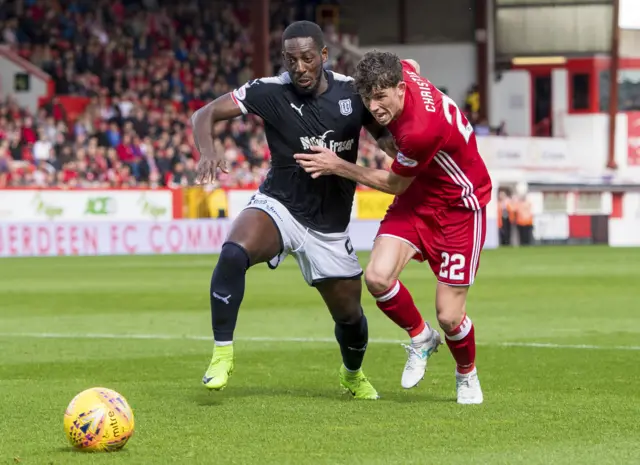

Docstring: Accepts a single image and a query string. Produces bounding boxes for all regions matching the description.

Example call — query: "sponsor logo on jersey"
[234,79,260,101]
[300,130,354,153]
[396,152,418,167]
[290,102,304,116]
[338,98,352,116]
[235,85,247,101]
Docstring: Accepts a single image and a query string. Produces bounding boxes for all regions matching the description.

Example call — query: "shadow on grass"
[193,385,455,406]
[54,446,131,455]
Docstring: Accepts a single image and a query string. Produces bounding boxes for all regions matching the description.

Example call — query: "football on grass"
[63,387,134,452]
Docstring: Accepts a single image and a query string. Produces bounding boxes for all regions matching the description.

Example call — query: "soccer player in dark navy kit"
[191,21,394,399]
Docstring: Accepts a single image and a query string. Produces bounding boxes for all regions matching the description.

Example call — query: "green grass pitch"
[0,246,639,464]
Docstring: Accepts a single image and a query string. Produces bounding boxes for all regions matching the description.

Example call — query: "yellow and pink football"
[63,387,135,452]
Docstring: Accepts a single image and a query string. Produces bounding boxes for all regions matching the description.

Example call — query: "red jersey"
[388,61,492,213]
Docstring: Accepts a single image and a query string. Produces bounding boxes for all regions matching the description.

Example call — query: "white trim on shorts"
[376,234,423,257]
[436,208,484,287]
[469,208,483,285]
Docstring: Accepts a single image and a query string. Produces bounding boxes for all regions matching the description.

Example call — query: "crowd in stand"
[0,0,479,189]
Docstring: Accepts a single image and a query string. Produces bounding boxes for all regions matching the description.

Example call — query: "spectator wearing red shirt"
[0,0,363,189]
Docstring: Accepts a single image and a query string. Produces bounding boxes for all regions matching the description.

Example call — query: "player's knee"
[436,313,463,333]
[331,305,363,325]
[218,242,251,272]
[435,284,467,332]
[435,301,466,332]
[364,263,395,295]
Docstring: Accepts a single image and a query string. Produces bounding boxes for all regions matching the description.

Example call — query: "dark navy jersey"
[231,71,373,233]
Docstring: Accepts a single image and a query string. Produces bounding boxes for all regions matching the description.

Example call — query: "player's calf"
[333,311,369,372]
[435,284,468,331]
[333,315,379,400]
[317,279,370,373]
[435,282,483,404]
[316,279,379,399]
[202,241,250,390]
[366,236,441,388]
[365,237,428,338]
[435,283,474,372]
[210,242,250,343]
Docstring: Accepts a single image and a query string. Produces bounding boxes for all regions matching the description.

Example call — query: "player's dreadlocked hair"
[354,51,403,99]
[282,21,325,51]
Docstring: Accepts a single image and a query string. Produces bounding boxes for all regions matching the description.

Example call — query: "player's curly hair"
[353,51,403,99]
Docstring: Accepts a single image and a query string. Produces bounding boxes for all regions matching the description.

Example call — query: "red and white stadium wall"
[0,187,498,225]
[526,189,640,246]
[3,186,640,257]
[490,57,640,176]
[0,188,500,257]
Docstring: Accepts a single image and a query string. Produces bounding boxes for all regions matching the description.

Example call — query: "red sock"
[372,280,425,337]
[445,313,476,374]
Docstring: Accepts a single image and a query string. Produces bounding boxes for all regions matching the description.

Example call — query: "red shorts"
[377,206,487,286]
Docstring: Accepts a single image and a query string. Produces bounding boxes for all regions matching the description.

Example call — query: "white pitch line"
[0,332,639,351]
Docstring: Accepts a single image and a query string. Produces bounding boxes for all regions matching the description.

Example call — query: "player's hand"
[195,153,229,184]
[294,146,341,179]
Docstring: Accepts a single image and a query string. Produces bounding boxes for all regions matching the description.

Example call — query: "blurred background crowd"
[0,0,496,189]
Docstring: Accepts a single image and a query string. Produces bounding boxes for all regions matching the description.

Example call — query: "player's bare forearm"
[333,159,412,196]
[364,121,397,159]
[294,146,413,194]
[191,93,242,182]
[191,104,215,154]
[376,134,397,159]
[191,94,243,154]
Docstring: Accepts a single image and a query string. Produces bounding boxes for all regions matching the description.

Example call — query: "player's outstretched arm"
[364,121,397,159]
[294,146,414,195]
[334,161,413,195]
[191,93,243,183]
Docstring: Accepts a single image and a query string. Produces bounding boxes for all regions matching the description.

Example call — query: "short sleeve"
[391,134,440,178]
[231,76,286,120]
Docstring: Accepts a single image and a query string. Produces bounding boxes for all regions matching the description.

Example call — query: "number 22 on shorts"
[439,252,465,281]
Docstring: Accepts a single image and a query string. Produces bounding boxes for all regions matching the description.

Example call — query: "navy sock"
[210,242,250,342]
[334,313,369,371]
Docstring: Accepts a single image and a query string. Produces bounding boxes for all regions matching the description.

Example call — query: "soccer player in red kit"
[294,52,491,404]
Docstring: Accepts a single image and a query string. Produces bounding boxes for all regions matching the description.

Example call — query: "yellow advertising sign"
[356,190,394,219]
[183,187,228,219]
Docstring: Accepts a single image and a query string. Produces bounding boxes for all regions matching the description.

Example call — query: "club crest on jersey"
[396,152,418,168]
[338,99,352,116]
